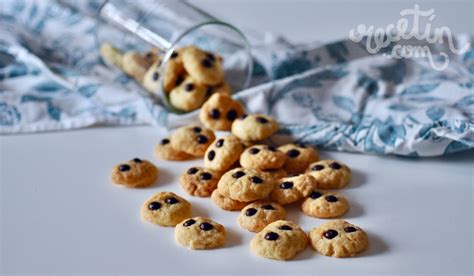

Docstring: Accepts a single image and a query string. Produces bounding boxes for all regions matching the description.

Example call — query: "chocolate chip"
[261,204,274,210]
[148,201,161,210]
[193,127,202,133]
[132,158,142,163]
[312,165,325,171]
[344,226,357,233]
[256,116,268,123]
[152,72,159,81]
[279,225,292,230]
[199,172,213,180]
[183,219,195,227]
[197,135,208,144]
[251,176,263,184]
[185,83,194,92]
[207,151,215,161]
[161,138,170,145]
[201,58,213,68]
[309,191,322,199]
[245,208,257,216]
[325,195,338,202]
[264,232,279,241]
[206,53,215,61]
[200,222,213,231]
[206,86,213,96]
[175,75,184,86]
[170,52,178,59]
[118,164,130,172]
[226,109,238,121]
[145,52,153,59]
[165,197,179,204]
[187,167,198,174]
[329,162,342,170]
[286,149,300,158]
[215,139,224,148]
[323,229,338,239]
[232,171,245,178]
[249,148,260,155]
[267,146,276,151]
[209,108,220,119]
[280,181,293,189]
[240,114,248,120]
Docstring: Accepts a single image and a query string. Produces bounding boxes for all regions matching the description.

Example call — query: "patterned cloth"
[1,0,473,156]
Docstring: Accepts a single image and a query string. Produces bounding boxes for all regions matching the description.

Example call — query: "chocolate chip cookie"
[140,192,192,226]
[111,158,158,188]
[180,167,222,197]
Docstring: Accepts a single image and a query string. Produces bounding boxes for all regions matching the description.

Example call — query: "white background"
[1,1,473,275]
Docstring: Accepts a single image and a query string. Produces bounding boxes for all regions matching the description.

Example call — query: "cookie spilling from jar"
[100,43,230,112]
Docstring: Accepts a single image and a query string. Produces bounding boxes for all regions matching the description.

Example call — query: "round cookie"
[122,51,150,81]
[142,60,162,94]
[211,189,248,211]
[238,201,286,232]
[111,158,158,188]
[169,76,209,111]
[240,144,286,170]
[278,143,319,174]
[301,190,349,218]
[175,217,226,250]
[170,125,215,157]
[309,220,368,258]
[199,93,245,131]
[263,168,288,181]
[154,137,192,161]
[140,192,192,226]
[250,220,307,261]
[142,47,161,65]
[163,48,186,92]
[100,42,122,69]
[217,168,275,202]
[231,114,278,142]
[305,160,351,189]
[204,135,245,172]
[180,167,222,197]
[270,174,318,205]
[181,46,224,85]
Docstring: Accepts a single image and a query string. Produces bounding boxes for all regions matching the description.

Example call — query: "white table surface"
[1,1,473,276]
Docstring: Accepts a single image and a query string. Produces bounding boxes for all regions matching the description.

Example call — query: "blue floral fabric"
[1,0,473,156]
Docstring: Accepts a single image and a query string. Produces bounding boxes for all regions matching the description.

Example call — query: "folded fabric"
[0,0,473,157]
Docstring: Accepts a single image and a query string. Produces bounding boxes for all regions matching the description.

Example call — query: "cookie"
[111,158,158,188]
[180,167,222,197]
[211,189,248,211]
[163,48,186,92]
[213,81,231,95]
[142,60,162,94]
[309,220,368,258]
[270,174,318,205]
[169,76,209,111]
[122,51,150,81]
[301,190,349,218]
[199,93,245,131]
[231,114,278,142]
[238,201,286,232]
[263,168,288,181]
[175,217,226,250]
[204,135,245,172]
[182,46,224,85]
[154,137,193,161]
[100,42,122,68]
[142,47,161,65]
[217,168,275,202]
[250,220,307,261]
[305,160,351,189]
[278,143,319,174]
[140,192,192,227]
[240,144,286,170]
[170,125,215,157]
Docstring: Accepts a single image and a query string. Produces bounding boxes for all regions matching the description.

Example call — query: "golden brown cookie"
[140,192,192,227]
[305,160,351,189]
[154,137,193,161]
[179,167,222,197]
[231,114,278,142]
[163,48,186,92]
[238,201,286,232]
[301,190,349,218]
[100,42,123,68]
[270,174,318,205]
[204,135,245,172]
[240,144,286,170]
[170,125,215,157]
[250,220,307,261]
[211,189,248,211]
[142,60,162,94]
[175,217,226,250]
[278,143,319,174]
[199,93,245,131]
[217,168,275,202]
[111,158,158,188]
[309,220,368,258]
[122,51,150,81]
[169,76,209,112]
[181,46,224,85]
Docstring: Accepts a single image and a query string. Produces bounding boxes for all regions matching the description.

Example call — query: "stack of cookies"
[100,43,230,112]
